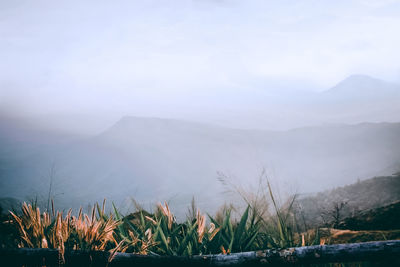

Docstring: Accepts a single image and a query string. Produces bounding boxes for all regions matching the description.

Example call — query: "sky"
[1,0,400,120]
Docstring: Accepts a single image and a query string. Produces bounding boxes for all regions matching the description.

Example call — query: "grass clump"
[7,198,271,257]
[9,201,119,262]
[5,174,373,258]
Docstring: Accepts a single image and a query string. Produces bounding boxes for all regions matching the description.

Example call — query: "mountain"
[1,115,400,217]
[297,173,400,229]
[0,115,86,212]
[309,75,400,125]
[322,74,400,99]
[4,75,399,134]
[191,75,400,130]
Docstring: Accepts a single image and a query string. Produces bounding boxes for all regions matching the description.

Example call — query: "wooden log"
[0,248,59,266]
[1,240,400,266]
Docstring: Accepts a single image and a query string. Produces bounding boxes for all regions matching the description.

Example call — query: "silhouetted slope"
[298,174,400,228]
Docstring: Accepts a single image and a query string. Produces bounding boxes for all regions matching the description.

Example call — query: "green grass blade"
[234,205,250,248]
[178,222,197,254]
[112,202,127,238]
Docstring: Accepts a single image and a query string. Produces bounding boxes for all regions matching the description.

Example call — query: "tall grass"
[7,199,273,256]
[6,179,325,257]
[9,201,119,262]
[217,170,310,249]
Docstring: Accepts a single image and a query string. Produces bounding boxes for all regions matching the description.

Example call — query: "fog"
[1,1,400,216]
[2,0,400,130]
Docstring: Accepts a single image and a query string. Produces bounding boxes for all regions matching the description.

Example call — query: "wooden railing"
[1,240,400,266]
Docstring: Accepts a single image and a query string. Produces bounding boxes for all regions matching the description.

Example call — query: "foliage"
[5,199,270,257]
[9,201,119,262]
[114,201,257,255]
[7,175,387,258]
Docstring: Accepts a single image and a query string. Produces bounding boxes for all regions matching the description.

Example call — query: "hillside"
[1,116,400,216]
[338,201,400,231]
[297,174,400,228]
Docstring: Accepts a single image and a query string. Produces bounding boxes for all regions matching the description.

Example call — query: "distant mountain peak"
[322,74,399,98]
[333,74,384,89]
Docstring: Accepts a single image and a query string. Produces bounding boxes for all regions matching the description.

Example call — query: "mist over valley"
[1,75,400,217]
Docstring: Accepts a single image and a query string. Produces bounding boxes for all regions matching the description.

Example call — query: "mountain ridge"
[1,116,400,217]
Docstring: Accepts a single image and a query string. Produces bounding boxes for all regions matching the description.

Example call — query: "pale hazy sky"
[1,0,400,116]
